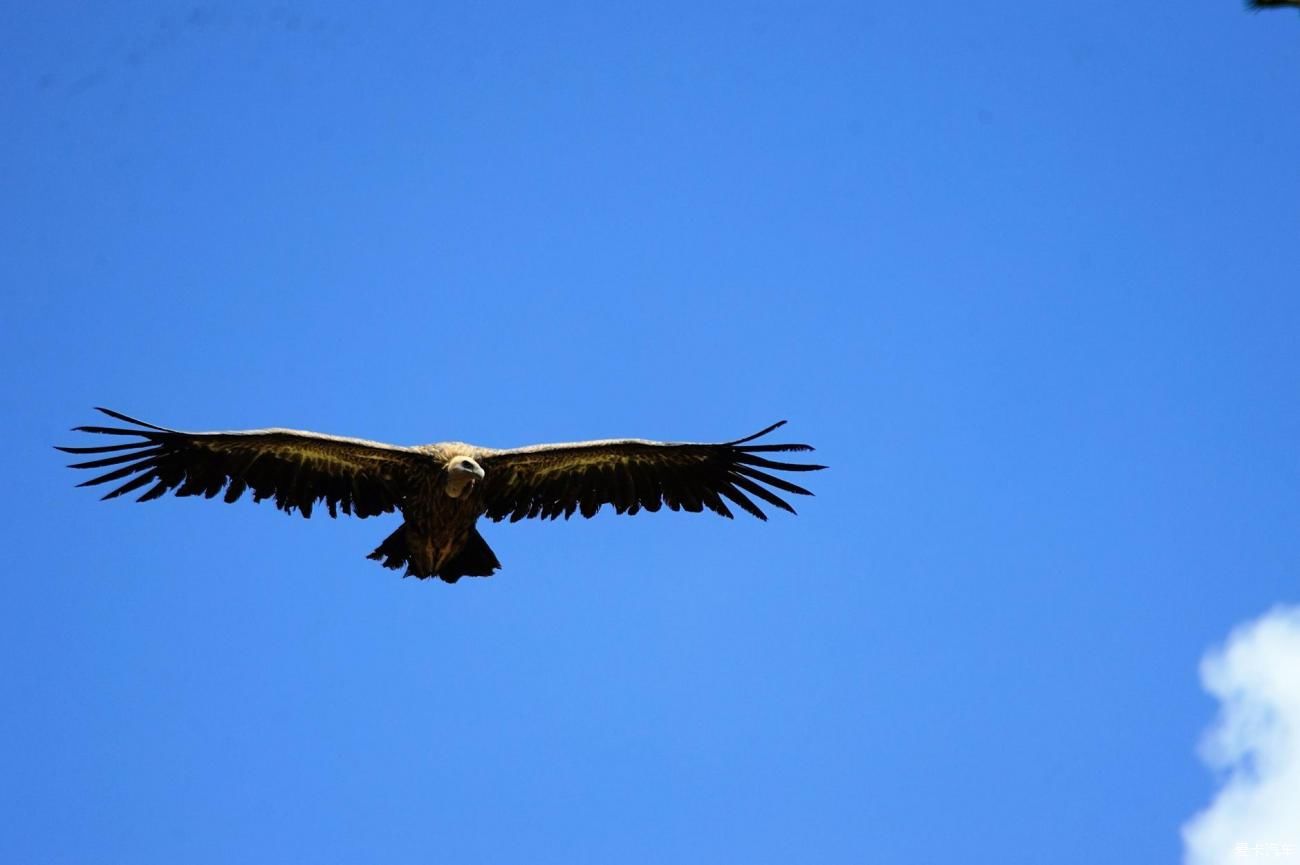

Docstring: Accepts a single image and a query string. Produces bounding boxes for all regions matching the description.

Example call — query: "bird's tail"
[367,523,501,583]
[439,528,501,583]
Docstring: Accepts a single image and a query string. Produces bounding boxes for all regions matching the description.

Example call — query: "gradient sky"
[4,3,1299,863]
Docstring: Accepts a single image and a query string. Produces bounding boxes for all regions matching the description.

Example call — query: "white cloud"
[1183,606,1300,865]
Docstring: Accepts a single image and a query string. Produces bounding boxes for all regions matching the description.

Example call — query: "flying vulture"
[1249,0,1300,8]
[58,408,825,582]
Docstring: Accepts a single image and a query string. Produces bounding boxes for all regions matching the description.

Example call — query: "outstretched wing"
[57,408,424,518]
[475,421,825,523]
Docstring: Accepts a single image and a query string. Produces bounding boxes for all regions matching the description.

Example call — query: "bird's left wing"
[475,421,825,522]
[57,408,425,518]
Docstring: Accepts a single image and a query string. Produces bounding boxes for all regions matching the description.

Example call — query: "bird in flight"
[58,408,825,583]
[1248,0,1300,8]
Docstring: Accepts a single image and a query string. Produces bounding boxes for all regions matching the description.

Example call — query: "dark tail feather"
[366,523,501,583]
[437,528,501,583]
[367,523,413,573]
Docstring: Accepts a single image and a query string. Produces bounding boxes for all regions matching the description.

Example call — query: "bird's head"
[444,455,486,498]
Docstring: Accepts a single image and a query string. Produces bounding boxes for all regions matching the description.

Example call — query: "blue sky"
[3,2,1299,863]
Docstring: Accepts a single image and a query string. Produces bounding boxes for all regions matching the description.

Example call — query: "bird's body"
[59,409,824,582]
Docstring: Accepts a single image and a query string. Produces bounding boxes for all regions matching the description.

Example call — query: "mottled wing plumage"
[475,421,825,523]
[57,408,422,518]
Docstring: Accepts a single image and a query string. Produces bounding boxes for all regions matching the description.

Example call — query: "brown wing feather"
[475,421,825,524]
[57,407,422,518]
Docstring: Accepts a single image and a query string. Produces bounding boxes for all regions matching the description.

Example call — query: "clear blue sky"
[4,3,1298,863]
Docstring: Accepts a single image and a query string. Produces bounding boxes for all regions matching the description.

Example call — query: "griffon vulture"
[58,408,825,582]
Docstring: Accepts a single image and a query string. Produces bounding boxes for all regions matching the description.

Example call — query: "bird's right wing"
[57,408,426,518]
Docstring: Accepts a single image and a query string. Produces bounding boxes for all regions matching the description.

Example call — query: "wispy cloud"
[1183,606,1300,865]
